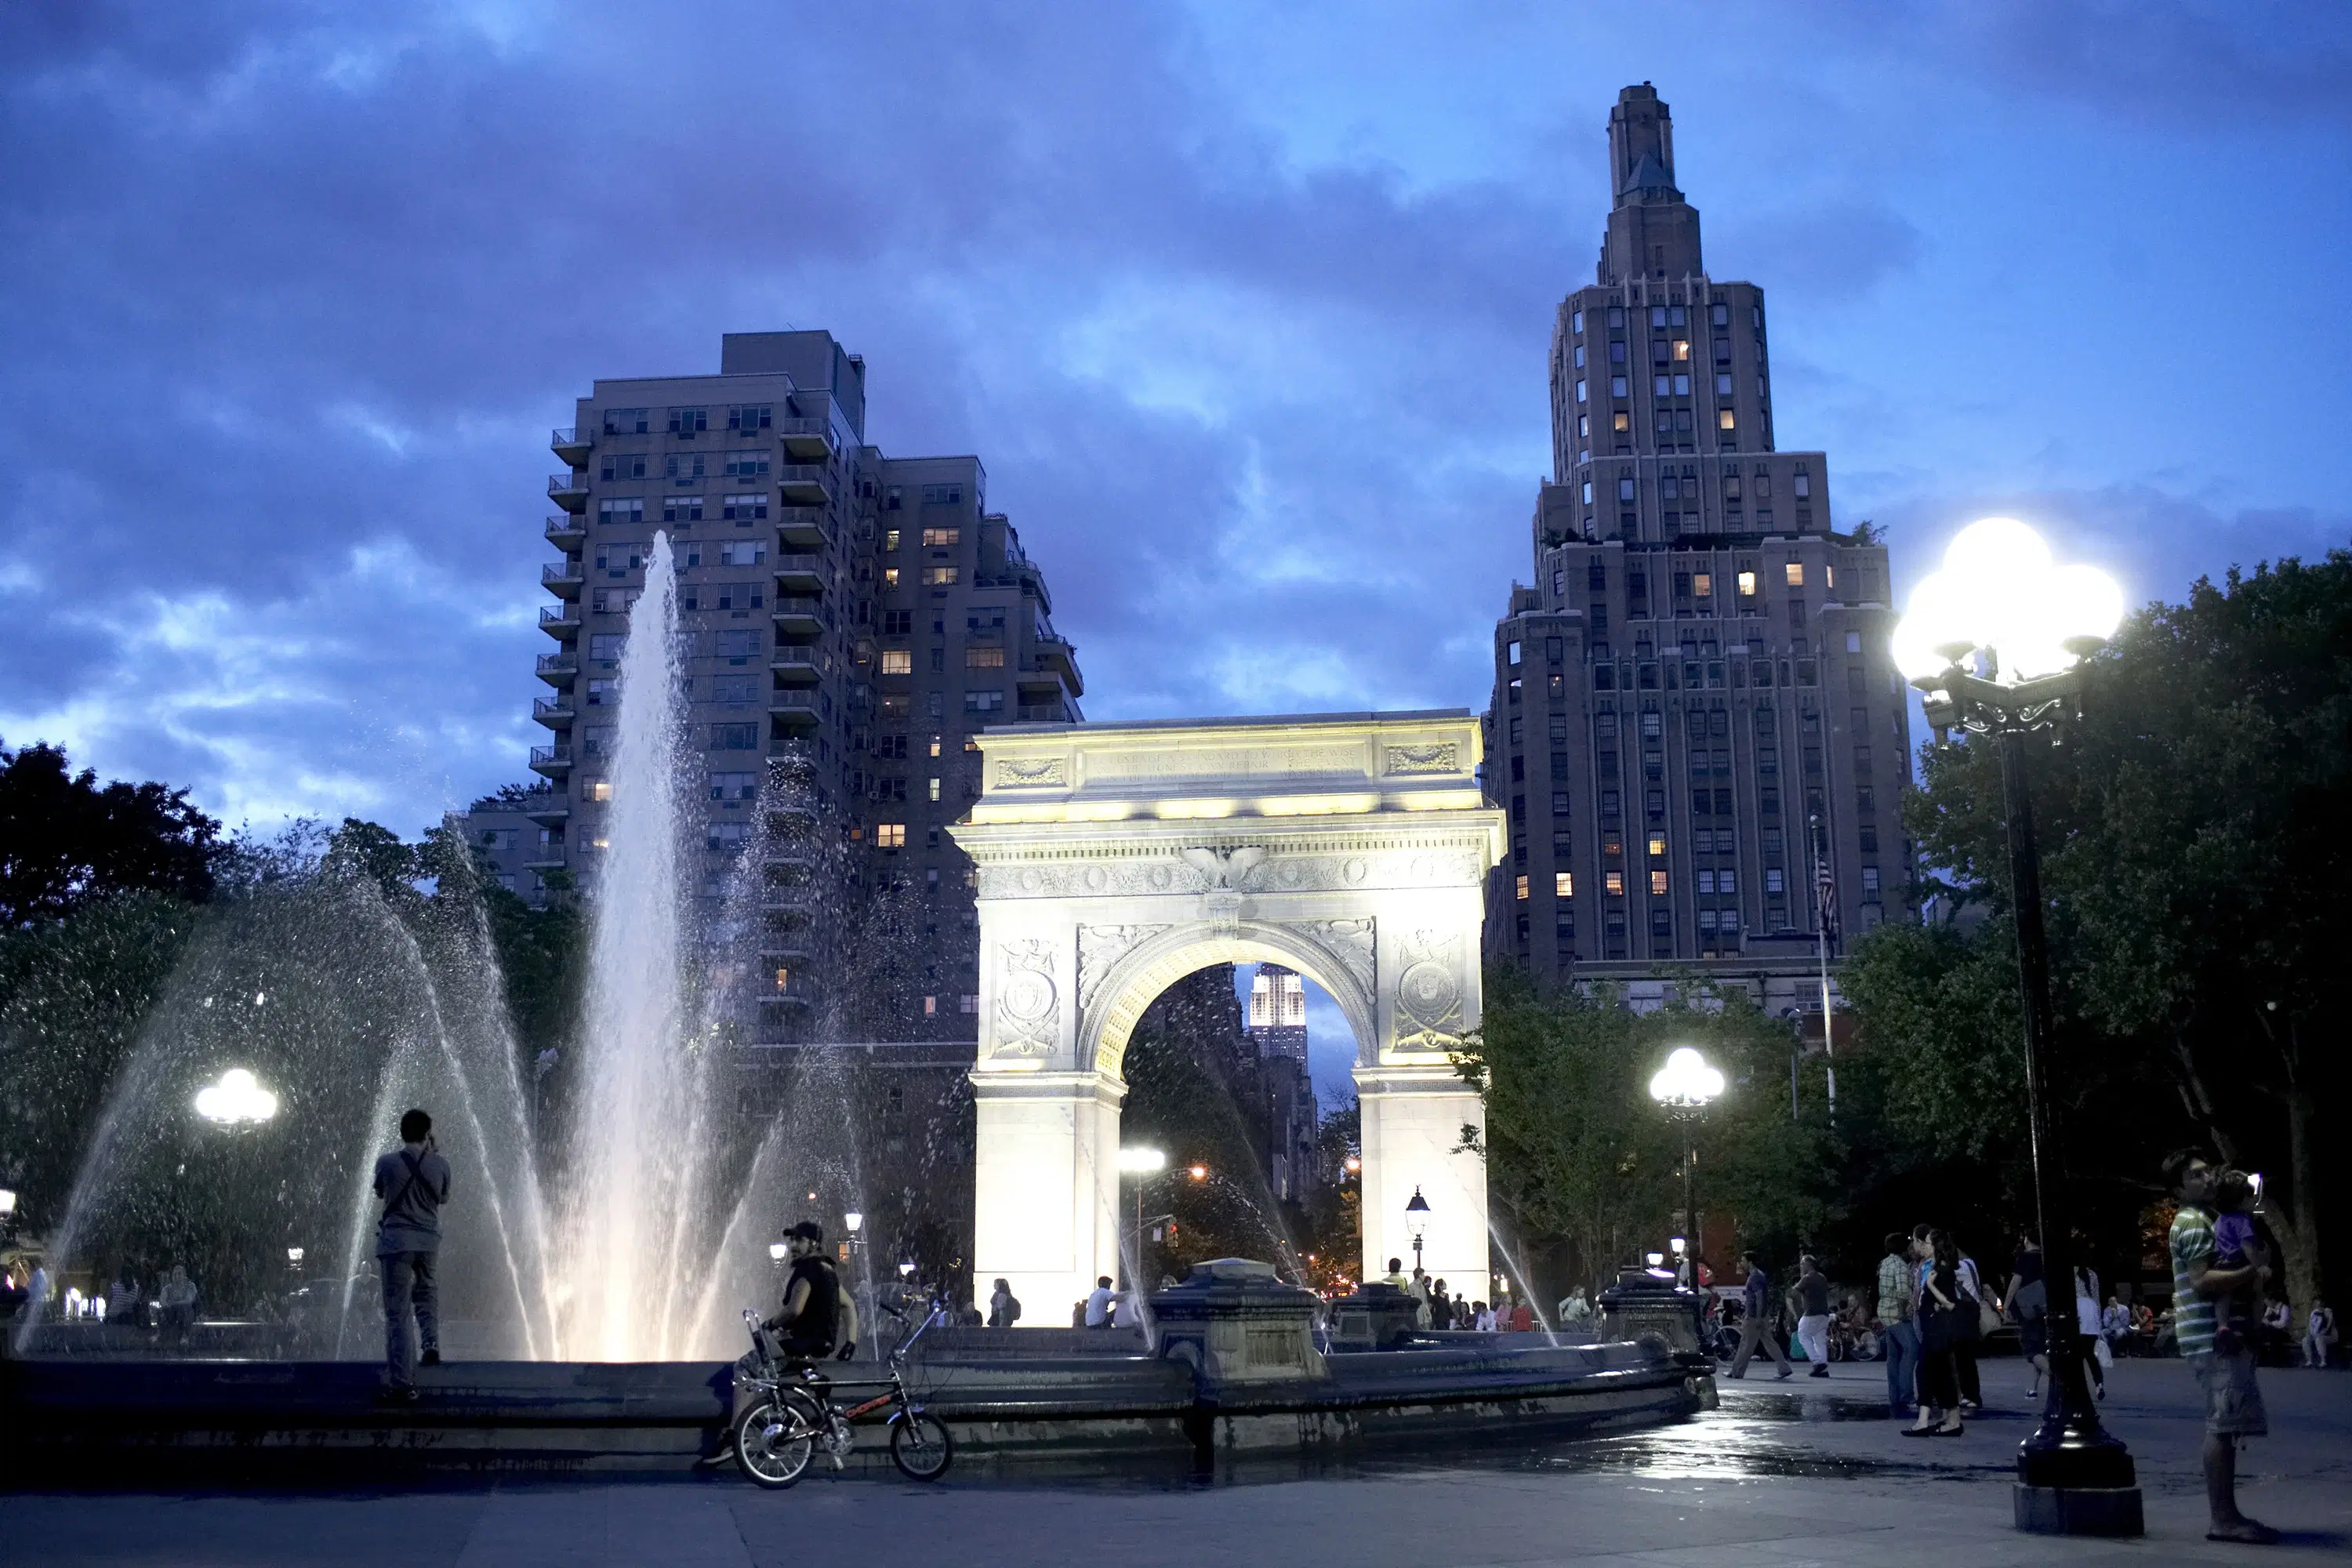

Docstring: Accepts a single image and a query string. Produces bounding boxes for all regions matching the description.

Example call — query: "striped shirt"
[2170,1204,2219,1357]
[1875,1253,1914,1325]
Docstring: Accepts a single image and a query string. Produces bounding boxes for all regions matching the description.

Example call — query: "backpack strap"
[381,1149,426,1224]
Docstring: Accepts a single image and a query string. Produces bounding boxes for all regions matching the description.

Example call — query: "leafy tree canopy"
[0,742,220,927]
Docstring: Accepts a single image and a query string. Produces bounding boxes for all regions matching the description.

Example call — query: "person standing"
[372,1108,452,1403]
[986,1277,1019,1328]
[1791,1255,1833,1377]
[2167,1148,2278,1544]
[1875,1232,1919,1417]
[1428,1277,1452,1330]
[2004,1240,2049,1401]
[2074,1264,2107,1399]
[1728,1251,1794,1380]
[2304,1298,2336,1369]
[1905,1229,1967,1437]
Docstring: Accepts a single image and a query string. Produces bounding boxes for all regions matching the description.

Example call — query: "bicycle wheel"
[734,1392,818,1489]
[887,1409,954,1480]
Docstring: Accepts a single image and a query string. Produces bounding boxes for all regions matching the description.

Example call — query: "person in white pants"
[1792,1254,1834,1377]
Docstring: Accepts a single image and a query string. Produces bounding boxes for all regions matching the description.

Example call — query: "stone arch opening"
[1081,920,1376,1086]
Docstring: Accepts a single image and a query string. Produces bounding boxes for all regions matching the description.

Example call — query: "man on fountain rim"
[373,1108,452,1403]
[763,1222,858,1363]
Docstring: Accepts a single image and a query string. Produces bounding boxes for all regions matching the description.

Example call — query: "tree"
[0,742,220,927]
[1875,554,2352,1312]
[1457,969,1838,1294]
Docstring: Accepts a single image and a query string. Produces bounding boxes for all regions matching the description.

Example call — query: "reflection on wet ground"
[953,1379,2016,1493]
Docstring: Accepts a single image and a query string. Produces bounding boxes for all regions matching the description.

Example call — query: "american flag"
[1814,847,1839,941]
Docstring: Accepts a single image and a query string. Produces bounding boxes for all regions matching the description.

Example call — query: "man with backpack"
[988,1277,1022,1328]
[372,1108,452,1403]
[761,1221,857,1363]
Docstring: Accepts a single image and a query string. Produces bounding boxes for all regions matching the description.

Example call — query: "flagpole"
[1811,811,1837,1126]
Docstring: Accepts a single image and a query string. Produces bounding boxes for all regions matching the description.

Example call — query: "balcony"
[547,472,590,513]
[522,849,568,871]
[776,417,835,462]
[769,689,821,732]
[775,507,829,549]
[550,426,593,466]
[765,798,818,830]
[771,597,822,637]
[776,465,829,505]
[760,882,818,913]
[522,795,570,826]
[545,514,586,549]
[539,603,581,641]
[535,652,578,687]
[532,696,573,728]
[541,561,585,599]
[775,553,824,593]
[770,645,822,686]
[1017,703,1073,724]
[528,745,572,777]
[1032,633,1083,697]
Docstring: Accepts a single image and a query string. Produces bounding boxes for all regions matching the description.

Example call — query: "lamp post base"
[2013,1484,2144,1537]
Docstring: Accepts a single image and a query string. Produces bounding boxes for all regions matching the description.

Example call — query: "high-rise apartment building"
[530,331,1085,1045]
[1483,85,1912,1000]
[1244,964,1308,1065]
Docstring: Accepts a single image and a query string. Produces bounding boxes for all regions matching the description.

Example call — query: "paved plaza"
[5,1358,2346,1566]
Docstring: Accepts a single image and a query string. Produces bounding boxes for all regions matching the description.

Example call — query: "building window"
[1784,563,1804,586]
[602,407,649,435]
[1765,868,1785,894]
[710,723,757,750]
[719,540,764,566]
[877,823,906,849]
[710,770,757,801]
[922,527,961,546]
[1605,869,1624,895]
[1610,375,1628,397]
[1555,871,1573,898]
[1717,409,1736,430]
[722,493,768,521]
[924,566,960,586]
[880,649,912,675]
[1515,875,1530,901]
[728,405,771,431]
[964,690,1006,713]
[1861,866,1882,896]
[965,647,1005,669]
[724,448,770,477]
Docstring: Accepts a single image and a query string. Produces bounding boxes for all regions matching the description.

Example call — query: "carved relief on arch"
[1392,927,1466,1053]
[988,939,1059,1060]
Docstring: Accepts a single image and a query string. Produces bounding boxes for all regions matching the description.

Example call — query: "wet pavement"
[6,1359,2348,1563]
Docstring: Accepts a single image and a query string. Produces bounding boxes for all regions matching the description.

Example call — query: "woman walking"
[1905,1230,1967,1437]
[2073,1265,2107,1399]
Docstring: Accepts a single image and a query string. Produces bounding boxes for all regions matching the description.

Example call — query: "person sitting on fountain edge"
[763,1222,857,1363]
[373,1108,452,1402]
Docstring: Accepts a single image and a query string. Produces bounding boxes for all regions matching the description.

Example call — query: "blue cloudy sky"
[4,0,2347,877]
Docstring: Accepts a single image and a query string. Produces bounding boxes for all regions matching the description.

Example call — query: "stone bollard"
[1148,1259,1330,1388]
[1321,1281,1425,1352]
[1595,1269,1705,1355]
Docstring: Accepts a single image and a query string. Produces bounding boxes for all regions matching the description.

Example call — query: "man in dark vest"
[373,1108,452,1402]
[763,1221,858,1362]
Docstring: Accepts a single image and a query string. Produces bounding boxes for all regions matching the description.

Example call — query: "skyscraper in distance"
[1483,84,1912,1009]
[1245,963,1308,1064]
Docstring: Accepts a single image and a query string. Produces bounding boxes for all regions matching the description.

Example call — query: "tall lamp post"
[1649,1046,1724,1279]
[1118,1147,1165,1279]
[1404,1186,1430,1275]
[1894,515,2140,1537]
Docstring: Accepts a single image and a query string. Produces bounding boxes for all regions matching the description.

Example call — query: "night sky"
[4,1,2346,884]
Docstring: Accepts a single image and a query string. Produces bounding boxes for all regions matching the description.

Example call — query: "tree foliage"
[0,742,221,927]
[1853,553,2352,1308]
[1457,968,1836,1294]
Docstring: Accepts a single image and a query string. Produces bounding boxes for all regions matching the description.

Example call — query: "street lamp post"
[1404,1186,1430,1274]
[1649,1046,1724,1279]
[1117,1148,1165,1280]
[1895,516,2139,1537]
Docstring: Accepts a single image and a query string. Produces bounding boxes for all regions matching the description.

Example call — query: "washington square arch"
[947,710,1504,1317]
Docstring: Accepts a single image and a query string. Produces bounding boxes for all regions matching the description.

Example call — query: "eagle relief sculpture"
[1178,844,1266,891]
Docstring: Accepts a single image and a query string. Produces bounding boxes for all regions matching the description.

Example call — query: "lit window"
[1515,875,1530,901]
[929,736,942,757]
[880,649,911,674]
[883,568,901,588]
[1648,833,1667,857]
[1555,872,1573,898]
[884,529,901,551]
[774,967,789,990]
[1612,410,1629,433]
[1717,410,1736,430]
[922,528,961,546]
[1825,564,1835,588]
[586,780,612,801]
[1606,869,1624,895]
[1651,869,1668,896]
[965,646,1005,669]
[927,778,941,801]
[1693,573,1711,598]
[1672,338,1690,361]
[1784,564,1804,586]
[876,823,906,848]
[1737,571,1757,597]
[924,566,960,586]
[924,995,938,1015]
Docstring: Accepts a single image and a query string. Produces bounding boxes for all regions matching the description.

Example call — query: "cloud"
[0,2,2341,834]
